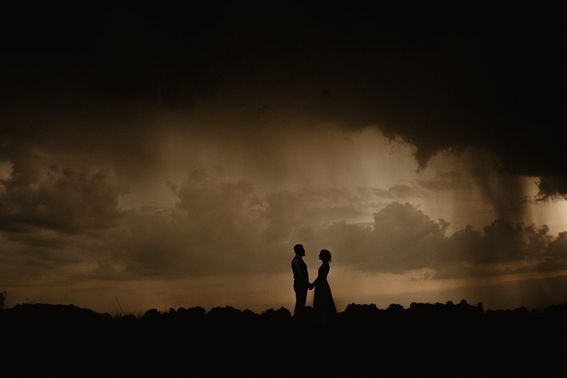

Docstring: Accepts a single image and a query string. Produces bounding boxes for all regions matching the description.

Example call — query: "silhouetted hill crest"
[3,300,567,376]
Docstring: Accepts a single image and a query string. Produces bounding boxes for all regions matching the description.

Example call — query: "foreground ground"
[2,300,567,377]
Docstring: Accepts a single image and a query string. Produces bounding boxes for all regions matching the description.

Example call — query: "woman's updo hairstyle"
[319,249,332,262]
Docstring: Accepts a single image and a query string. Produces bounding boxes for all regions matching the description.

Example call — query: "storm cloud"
[1,2,566,310]
[1,2,563,195]
[2,163,565,283]
[0,162,122,234]
[299,201,565,277]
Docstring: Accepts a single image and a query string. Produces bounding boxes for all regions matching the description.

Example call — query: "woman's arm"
[311,268,321,288]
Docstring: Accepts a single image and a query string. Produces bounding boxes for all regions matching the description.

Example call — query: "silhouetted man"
[292,244,312,317]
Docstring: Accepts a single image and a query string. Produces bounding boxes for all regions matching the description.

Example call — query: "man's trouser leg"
[294,283,307,317]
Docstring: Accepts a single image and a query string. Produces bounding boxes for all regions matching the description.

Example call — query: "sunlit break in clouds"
[0,2,565,313]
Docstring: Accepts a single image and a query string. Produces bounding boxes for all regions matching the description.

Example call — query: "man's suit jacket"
[292,256,309,287]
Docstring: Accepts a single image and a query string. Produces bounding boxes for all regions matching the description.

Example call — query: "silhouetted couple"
[291,244,336,319]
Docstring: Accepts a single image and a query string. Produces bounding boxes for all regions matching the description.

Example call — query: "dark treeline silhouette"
[2,300,567,377]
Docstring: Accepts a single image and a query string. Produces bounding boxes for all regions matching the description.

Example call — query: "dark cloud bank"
[1,2,564,196]
[2,167,567,286]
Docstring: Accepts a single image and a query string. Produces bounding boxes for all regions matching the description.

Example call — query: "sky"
[1,2,566,313]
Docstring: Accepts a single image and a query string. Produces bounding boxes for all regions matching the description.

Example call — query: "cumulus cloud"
[2,159,565,285]
[297,202,565,278]
[0,161,122,234]
[298,202,448,273]
[1,152,567,311]
[96,174,402,278]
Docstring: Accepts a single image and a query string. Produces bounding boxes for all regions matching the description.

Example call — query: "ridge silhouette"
[2,301,567,377]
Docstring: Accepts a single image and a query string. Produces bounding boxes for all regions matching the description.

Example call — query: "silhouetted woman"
[312,249,336,318]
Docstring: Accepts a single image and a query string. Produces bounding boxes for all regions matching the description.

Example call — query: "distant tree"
[0,291,5,309]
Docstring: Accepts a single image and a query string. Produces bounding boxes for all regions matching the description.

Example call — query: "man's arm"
[291,258,300,279]
[292,259,308,282]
